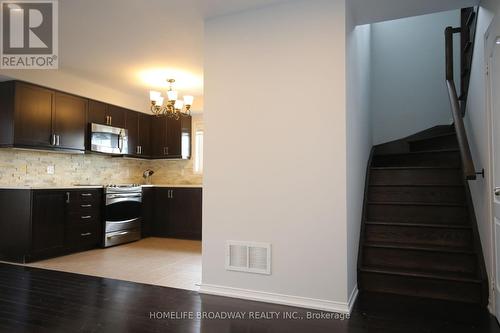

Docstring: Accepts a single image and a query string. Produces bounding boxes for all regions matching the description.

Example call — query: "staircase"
[357,125,489,305]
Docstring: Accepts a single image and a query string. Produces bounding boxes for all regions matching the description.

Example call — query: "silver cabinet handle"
[495,187,500,196]
[171,190,174,199]
[81,232,92,237]
[166,147,169,155]
[56,135,60,146]
[66,192,70,204]
[109,116,112,126]
[81,216,92,220]
[81,204,92,208]
[81,193,93,197]
[51,134,56,146]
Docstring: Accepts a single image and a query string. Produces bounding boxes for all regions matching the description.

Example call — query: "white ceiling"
[0,0,480,112]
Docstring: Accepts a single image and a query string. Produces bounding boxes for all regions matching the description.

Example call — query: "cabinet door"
[138,114,151,157]
[152,189,169,237]
[54,92,87,150]
[141,187,154,238]
[126,110,139,156]
[166,118,182,157]
[107,105,126,128]
[150,117,167,158]
[14,83,54,147]
[168,188,202,240]
[32,191,66,258]
[88,100,108,125]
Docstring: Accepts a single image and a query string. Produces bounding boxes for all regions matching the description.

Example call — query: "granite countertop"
[0,184,202,190]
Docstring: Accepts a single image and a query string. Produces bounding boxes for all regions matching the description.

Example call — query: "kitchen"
[0,80,204,291]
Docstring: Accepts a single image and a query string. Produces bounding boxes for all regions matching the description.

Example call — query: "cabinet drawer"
[68,201,101,213]
[68,190,102,204]
[67,212,100,227]
[66,224,100,250]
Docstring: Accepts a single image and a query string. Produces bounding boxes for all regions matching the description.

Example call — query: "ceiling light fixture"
[496,37,500,45]
[149,79,193,119]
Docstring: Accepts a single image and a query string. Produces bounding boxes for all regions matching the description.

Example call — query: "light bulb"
[156,96,164,107]
[174,100,184,110]
[183,95,194,106]
[150,91,161,101]
[167,90,178,102]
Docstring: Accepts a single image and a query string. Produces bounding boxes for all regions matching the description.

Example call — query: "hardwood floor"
[22,238,201,291]
[0,263,498,332]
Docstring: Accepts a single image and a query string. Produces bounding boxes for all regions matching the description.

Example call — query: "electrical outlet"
[47,165,55,175]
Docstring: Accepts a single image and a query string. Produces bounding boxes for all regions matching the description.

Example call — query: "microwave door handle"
[118,132,123,152]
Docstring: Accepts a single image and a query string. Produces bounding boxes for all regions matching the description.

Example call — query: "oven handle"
[106,195,142,205]
[106,193,142,199]
[107,231,131,239]
[105,218,140,225]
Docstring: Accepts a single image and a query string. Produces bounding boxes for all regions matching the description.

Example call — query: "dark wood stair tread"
[365,221,472,229]
[368,201,465,207]
[360,266,481,283]
[371,166,460,170]
[364,241,474,254]
[374,149,459,157]
[408,132,457,143]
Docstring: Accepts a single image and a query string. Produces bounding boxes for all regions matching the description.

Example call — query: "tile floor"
[25,237,202,291]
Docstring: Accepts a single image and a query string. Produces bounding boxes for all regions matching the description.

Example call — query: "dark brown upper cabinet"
[126,111,152,158]
[0,81,86,152]
[107,105,126,128]
[54,92,87,150]
[126,110,139,156]
[13,82,54,148]
[88,101,126,128]
[138,114,152,157]
[150,115,191,159]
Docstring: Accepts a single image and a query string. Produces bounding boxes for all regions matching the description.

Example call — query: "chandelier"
[149,79,194,118]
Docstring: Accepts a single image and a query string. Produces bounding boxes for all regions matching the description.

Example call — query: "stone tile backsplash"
[0,149,202,187]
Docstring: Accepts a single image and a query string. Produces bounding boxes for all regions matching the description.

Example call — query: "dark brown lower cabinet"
[147,187,202,240]
[31,191,67,259]
[0,188,102,263]
[141,187,155,238]
[168,188,202,240]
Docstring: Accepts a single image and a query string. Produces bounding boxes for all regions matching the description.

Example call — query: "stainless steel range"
[104,184,142,247]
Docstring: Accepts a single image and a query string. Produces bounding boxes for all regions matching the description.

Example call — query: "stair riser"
[363,247,477,274]
[367,204,468,224]
[368,186,465,203]
[370,169,463,186]
[372,152,460,168]
[409,136,459,152]
[359,272,482,304]
[365,225,473,248]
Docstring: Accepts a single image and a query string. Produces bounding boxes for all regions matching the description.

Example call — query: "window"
[194,129,204,174]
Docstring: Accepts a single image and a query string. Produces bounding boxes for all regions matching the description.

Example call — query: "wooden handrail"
[445,26,476,180]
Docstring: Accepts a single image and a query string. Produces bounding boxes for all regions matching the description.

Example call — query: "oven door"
[90,123,128,155]
[105,193,142,233]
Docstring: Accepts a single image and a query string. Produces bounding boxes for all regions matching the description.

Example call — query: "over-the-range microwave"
[90,123,128,155]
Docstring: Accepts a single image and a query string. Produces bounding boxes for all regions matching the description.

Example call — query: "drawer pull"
[81,232,92,237]
[81,193,93,197]
[81,216,92,220]
[81,204,92,208]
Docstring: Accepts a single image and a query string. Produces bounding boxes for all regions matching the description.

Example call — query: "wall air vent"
[226,241,271,275]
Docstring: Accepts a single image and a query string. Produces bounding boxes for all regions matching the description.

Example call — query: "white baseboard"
[199,284,359,314]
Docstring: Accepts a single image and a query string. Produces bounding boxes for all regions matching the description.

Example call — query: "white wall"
[371,10,461,144]
[346,3,372,299]
[202,0,353,312]
[464,0,499,313]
